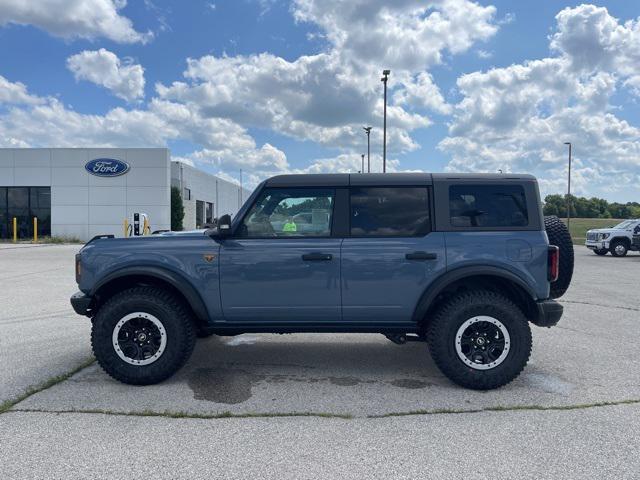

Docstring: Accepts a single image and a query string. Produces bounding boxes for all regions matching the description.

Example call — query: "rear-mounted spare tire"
[544,215,574,299]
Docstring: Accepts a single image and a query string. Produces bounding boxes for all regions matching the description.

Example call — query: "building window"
[196,200,204,228]
[206,202,213,224]
[0,186,51,239]
[183,188,191,200]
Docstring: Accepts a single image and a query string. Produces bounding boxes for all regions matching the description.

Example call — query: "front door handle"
[302,253,333,261]
[405,251,437,260]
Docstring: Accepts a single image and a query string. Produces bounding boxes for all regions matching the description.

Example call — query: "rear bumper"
[531,299,563,328]
[70,291,93,317]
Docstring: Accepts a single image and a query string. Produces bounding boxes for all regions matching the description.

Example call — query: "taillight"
[75,254,82,284]
[548,246,559,282]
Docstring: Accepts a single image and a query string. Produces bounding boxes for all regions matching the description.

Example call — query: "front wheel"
[610,240,628,257]
[426,290,532,390]
[91,287,196,385]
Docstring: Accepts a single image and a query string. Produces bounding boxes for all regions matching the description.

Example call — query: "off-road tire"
[91,287,196,385]
[544,215,574,298]
[594,248,608,256]
[610,239,628,257]
[426,290,532,390]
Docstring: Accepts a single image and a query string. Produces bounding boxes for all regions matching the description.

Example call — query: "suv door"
[219,187,341,323]
[341,186,446,323]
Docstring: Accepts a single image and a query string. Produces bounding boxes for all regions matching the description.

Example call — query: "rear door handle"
[302,253,333,261]
[405,251,437,261]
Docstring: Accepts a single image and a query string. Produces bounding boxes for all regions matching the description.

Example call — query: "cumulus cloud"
[67,49,145,102]
[440,4,640,198]
[1,0,500,185]
[155,0,498,157]
[0,75,46,106]
[0,0,152,43]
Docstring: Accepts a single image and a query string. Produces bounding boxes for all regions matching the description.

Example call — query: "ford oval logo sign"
[85,158,130,177]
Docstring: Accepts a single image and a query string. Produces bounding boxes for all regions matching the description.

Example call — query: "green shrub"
[171,186,184,231]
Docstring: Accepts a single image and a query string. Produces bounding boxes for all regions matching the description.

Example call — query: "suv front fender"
[90,266,210,322]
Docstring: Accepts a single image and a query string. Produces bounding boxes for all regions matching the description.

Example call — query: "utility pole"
[361,154,365,173]
[363,126,372,173]
[239,169,243,208]
[381,70,390,173]
[564,142,572,232]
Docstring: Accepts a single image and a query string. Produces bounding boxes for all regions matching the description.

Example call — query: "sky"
[0,0,639,201]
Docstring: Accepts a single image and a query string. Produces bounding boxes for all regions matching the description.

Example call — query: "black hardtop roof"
[264,172,536,187]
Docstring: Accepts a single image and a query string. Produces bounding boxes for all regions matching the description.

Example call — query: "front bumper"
[585,240,608,250]
[531,299,563,328]
[71,291,93,317]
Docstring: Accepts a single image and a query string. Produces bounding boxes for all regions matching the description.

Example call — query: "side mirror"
[216,214,232,237]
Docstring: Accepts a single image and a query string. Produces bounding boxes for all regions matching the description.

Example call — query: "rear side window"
[350,187,430,236]
[449,184,528,228]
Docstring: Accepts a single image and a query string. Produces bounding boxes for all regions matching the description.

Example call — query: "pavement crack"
[562,300,640,312]
[0,358,95,415]
[6,398,640,421]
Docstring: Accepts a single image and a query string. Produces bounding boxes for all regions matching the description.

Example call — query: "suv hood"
[587,228,623,234]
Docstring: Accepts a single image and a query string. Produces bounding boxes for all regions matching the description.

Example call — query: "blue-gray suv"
[71,173,574,390]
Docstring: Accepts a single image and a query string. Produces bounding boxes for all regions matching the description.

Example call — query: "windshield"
[613,220,634,229]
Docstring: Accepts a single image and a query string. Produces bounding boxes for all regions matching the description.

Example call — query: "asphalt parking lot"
[1,244,639,479]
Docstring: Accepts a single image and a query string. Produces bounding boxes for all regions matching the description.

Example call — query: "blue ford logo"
[85,158,130,177]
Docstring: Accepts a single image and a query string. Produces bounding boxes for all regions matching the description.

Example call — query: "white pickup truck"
[585,219,640,256]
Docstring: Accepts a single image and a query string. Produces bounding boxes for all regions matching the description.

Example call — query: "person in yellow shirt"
[283,216,297,234]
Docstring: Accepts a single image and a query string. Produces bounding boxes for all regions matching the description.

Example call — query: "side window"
[449,185,528,228]
[239,188,334,238]
[350,187,430,237]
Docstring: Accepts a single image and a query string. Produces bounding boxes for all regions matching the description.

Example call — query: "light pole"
[361,154,365,174]
[381,69,390,173]
[239,168,243,208]
[363,126,372,173]
[564,142,572,231]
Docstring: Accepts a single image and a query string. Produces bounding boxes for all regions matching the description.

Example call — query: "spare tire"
[544,215,574,299]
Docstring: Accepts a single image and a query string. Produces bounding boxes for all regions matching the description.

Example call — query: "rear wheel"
[594,248,608,256]
[91,287,196,385]
[426,290,532,390]
[610,240,628,257]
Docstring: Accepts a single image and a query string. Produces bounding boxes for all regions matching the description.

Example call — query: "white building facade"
[0,148,249,241]
[171,162,250,230]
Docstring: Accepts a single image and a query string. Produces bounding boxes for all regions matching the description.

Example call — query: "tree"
[171,187,184,231]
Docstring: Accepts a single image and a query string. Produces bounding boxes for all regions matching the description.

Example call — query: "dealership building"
[0,148,250,241]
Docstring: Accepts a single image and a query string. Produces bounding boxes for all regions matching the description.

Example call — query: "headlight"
[600,233,610,240]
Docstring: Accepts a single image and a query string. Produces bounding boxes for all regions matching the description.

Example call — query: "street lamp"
[381,69,390,173]
[564,142,572,231]
[363,126,372,173]
[361,154,365,174]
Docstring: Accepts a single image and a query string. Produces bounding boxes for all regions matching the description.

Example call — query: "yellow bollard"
[12,217,17,243]
[33,217,38,243]
[124,218,129,238]
[143,217,149,235]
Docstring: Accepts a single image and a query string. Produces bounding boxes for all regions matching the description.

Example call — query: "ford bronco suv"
[585,219,640,257]
[71,173,574,390]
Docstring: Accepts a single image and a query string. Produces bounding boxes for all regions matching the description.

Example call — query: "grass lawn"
[557,218,626,245]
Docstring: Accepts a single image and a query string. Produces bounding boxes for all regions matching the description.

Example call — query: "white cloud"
[0,0,152,43]
[67,49,145,102]
[0,75,46,105]
[1,0,500,185]
[440,4,640,198]
[155,0,498,157]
